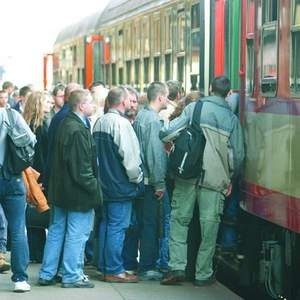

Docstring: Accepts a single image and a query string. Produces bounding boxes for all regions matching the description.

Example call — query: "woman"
[23,91,53,263]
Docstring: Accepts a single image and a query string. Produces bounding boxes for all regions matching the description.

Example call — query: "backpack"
[4,109,35,175]
[168,100,206,179]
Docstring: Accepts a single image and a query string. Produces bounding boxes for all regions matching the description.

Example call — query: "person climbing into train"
[159,76,244,286]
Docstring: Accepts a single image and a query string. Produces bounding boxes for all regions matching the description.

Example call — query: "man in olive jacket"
[39,89,102,288]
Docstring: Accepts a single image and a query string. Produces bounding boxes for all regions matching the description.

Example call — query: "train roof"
[54,10,103,45]
[54,0,173,45]
[97,0,173,26]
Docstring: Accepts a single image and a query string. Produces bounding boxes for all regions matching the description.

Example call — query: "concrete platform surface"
[0,264,242,300]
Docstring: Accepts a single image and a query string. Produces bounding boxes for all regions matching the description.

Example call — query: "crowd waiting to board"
[0,77,244,292]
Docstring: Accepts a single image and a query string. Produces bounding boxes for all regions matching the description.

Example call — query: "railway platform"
[0,263,241,300]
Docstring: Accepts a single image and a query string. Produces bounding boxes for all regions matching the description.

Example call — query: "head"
[166,80,183,102]
[2,81,14,95]
[64,82,81,102]
[19,85,33,105]
[147,81,169,112]
[0,90,8,107]
[68,89,94,117]
[106,86,130,114]
[210,76,231,98]
[89,81,108,108]
[124,86,139,120]
[23,91,52,131]
[52,83,65,110]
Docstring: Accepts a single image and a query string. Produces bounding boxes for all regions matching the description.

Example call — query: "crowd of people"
[0,77,244,292]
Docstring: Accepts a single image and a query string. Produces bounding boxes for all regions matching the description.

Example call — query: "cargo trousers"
[168,177,224,281]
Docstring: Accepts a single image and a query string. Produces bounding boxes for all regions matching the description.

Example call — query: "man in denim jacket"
[160,76,244,286]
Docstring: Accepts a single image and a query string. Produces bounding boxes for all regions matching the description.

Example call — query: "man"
[2,81,15,108]
[0,107,36,292]
[49,83,65,119]
[0,90,8,108]
[160,76,244,286]
[93,86,143,283]
[38,89,102,288]
[13,86,32,113]
[133,81,169,280]
[159,80,183,123]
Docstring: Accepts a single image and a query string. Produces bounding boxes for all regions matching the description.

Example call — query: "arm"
[159,102,195,142]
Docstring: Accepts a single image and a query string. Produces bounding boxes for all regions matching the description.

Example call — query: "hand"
[154,190,164,200]
[225,183,232,197]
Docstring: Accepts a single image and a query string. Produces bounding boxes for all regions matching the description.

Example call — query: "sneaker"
[139,270,162,281]
[61,279,95,288]
[37,277,57,286]
[0,253,10,273]
[194,275,216,287]
[14,281,31,293]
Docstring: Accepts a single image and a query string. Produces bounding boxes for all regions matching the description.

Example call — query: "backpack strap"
[191,100,204,129]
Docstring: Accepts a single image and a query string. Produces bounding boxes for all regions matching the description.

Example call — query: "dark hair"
[2,81,14,90]
[211,76,231,98]
[166,80,182,101]
[19,86,32,97]
[89,81,105,90]
[52,83,65,96]
[147,82,168,102]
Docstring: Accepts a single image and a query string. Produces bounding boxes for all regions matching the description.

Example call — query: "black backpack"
[168,100,206,179]
[4,109,35,175]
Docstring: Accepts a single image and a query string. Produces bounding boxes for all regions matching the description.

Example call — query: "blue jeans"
[0,175,29,282]
[0,204,7,253]
[39,206,94,283]
[98,201,132,275]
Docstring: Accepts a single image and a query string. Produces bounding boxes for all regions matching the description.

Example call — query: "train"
[47,0,300,299]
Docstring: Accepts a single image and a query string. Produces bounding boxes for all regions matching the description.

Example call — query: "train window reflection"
[262,0,278,23]
[154,57,160,81]
[143,57,149,84]
[126,61,131,84]
[134,59,140,86]
[246,39,254,95]
[165,54,171,81]
[261,26,277,96]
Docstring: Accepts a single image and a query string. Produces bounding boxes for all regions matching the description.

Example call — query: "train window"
[154,57,160,81]
[177,12,185,52]
[112,63,116,86]
[144,57,150,84]
[143,18,150,56]
[177,56,184,82]
[118,68,123,84]
[246,39,254,95]
[134,59,140,85]
[191,29,200,78]
[191,3,200,29]
[290,0,300,95]
[126,61,131,84]
[261,0,278,96]
[165,54,172,81]
[164,13,172,50]
[262,0,278,23]
[154,18,161,54]
[118,30,124,61]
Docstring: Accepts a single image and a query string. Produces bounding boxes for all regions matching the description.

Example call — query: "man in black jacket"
[38,89,102,288]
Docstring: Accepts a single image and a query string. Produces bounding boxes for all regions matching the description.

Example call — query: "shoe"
[139,270,162,281]
[0,253,10,273]
[161,270,185,285]
[105,272,138,283]
[38,277,57,286]
[61,279,95,288]
[14,281,31,293]
[194,275,216,287]
[125,270,137,275]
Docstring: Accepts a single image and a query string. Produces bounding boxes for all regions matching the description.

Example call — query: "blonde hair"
[23,91,45,132]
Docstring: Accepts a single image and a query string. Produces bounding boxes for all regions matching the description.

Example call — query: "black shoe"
[61,279,94,288]
[194,275,216,287]
[37,278,56,286]
[161,270,185,285]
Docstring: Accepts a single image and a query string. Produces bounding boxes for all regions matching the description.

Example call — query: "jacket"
[160,96,244,194]
[48,112,102,211]
[134,106,167,190]
[93,108,143,201]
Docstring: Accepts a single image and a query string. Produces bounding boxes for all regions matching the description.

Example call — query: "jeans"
[39,206,94,283]
[136,185,162,272]
[0,204,7,253]
[98,200,132,275]
[0,175,29,282]
[217,183,240,248]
